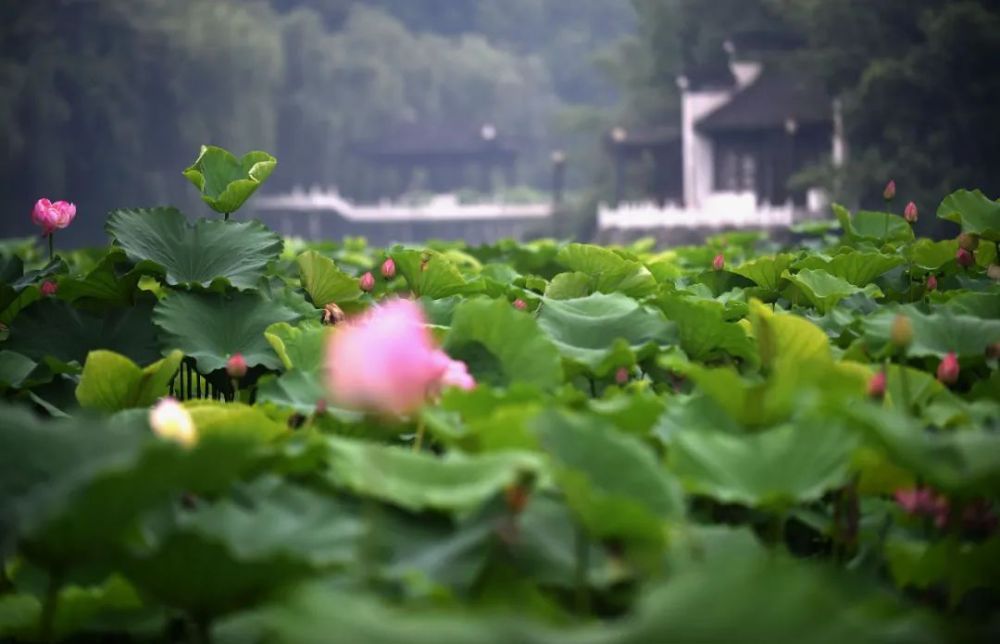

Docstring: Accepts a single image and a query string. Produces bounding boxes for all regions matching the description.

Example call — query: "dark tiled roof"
[353,122,516,159]
[696,67,831,134]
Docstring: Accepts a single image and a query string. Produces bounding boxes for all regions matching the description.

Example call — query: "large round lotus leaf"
[793,251,904,287]
[3,297,161,366]
[555,243,657,298]
[443,297,562,389]
[536,292,675,375]
[106,207,282,289]
[182,145,277,214]
[667,422,857,506]
[154,291,301,373]
[833,204,914,244]
[937,189,1000,241]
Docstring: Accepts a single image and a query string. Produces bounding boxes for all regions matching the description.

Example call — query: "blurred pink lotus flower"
[956,247,974,267]
[903,201,918,223]
[615,366,630,385]
[926,274,937,292]
[381,257,396,279]
[512,298,527,311]
[867,370,886,399]
[359,271,375,292]
[937,352,960,385]
[40,280,58,297]
[32,198,76,235]
[226,353,247,379]
[883,179,896,201]
[894,487,949,527]
[712,253,725,271]
[325,299,474,416]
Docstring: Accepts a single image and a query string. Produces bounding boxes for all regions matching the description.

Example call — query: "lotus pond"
[1,148,999,642]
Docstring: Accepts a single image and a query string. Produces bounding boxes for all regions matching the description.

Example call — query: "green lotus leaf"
[75,349,183,412]
[544,271,593,299]
[296,251,362,307]
[536,292,676,376]
[861,304,1000,358]
[443,297,562,389]
[936,188,1000,241]
[106,207,282,290]
[0,350,37,390]
[667,422,858,507]
[533,409,684,543]
[154,291,301,373]
[794,251,904,287]
[731,254,794,291]
[782,268,881,313]
[556,243,657,298]
[885,537,1000,606]
[906,239,960,271]
[393,248,483,299]
[833,204,914,244]
[3,296,160,366]
[265,322,327,373]
[183,145,277,214]
[323,436,543,515]
[124,478,362,619]
[657,294,757,365]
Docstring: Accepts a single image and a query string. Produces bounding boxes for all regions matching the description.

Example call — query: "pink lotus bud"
[226,353,248,379]
[381,257,396,279]
[359,271,375,292]
[615,366,629,385]
[882,180,896,201]
[40,280,58,296]
[903,201,918,223]
[512,298,527,311]
[867,370,886,399]
[926,274,937,292]
[894,487,949,525]
[712,253,725,271]
[956,247,974,267]
[937,352,960,385]
[149,398,197,448]
[31,198,76,235]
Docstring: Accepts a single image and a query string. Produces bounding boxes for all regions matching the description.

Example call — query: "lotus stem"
[574,524,590,614]
[38,569,62,642]
[412,417,426,452]
[47,233,54,261]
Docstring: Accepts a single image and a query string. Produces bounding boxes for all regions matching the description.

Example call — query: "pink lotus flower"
[883,180,896,201]
[615,366,630,385]
[903,201,918,223]
[937,352,960,384]
[226,353,247,379]
[325,299,474,416]
[712,253,725,271]
[512,298,527,311]
[40,280,58,297]
[894,487,949,527]
[956,247,974,267]
[359,271,375,292]
[32,199,76,235]
[381,257,396,280]
[926,274,937,292]
[867,370,886,399]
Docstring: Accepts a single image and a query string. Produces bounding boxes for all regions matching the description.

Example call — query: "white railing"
[255,187,552,222]
[598,190,828,231]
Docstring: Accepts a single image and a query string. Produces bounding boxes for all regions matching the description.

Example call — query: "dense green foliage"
[1,147,999,641]
[0,1,633,243]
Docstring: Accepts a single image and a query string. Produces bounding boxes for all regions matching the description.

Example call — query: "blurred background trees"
[2,0,999,243]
